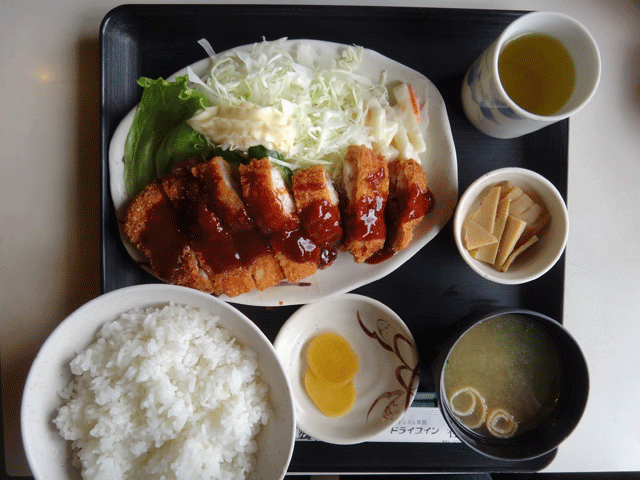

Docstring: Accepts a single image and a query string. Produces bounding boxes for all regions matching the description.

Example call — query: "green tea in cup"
[461,11,600,138]
[498,33,576,116]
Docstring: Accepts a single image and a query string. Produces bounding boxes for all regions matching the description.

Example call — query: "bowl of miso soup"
[434,309,588,460]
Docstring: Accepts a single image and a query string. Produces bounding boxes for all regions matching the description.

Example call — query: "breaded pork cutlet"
[191,157,253,229]
[174,169,256,298]
[292,165,343,246]
[239,158,319,283]
[186,197,256,297]
[123,176,214,294]
[126,159,256,298]
[239,158,300,234]
[386,157,431,252]
[292,165,343,268]
[341,145,390,263]
[192,157,285,291]
[268,229,319,283]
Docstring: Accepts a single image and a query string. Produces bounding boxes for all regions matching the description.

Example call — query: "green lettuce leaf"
[124,75,210,196]
[153,122,214,178]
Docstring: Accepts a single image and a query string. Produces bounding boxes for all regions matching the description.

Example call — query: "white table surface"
[2,0,639,476]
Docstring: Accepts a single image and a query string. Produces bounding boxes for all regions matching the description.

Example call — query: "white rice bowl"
[21,285,295,480]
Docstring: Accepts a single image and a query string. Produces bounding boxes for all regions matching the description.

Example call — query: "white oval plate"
[21,284,295,480]
[109,39,458,306]
[273,293,419,444]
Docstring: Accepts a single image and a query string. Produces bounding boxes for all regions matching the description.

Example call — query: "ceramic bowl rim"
[453,167,569,284]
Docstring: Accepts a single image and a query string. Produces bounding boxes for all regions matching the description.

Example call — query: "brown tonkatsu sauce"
[364,246,396,264]
[138,195,242,279]
[297,198,342,246]
[231,228,272,264]
[187,201,243,273]
[137,170,322,284]
[270,228,320,265]
[131,155,435,291]
[138,196,188,280]
[349,194,387,242]
[390,185,434,226]
[365,187,434,265]
[292,171,343,269]
[318,247,338,269]
[297,198,342,269]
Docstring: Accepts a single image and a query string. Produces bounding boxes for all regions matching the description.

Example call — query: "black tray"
[100,4,567,474]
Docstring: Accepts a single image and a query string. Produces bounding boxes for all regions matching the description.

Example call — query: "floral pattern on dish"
[358,312,420,423]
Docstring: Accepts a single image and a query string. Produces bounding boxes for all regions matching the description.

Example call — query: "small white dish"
[273,293,419,444]
[453,167,569,284]
[21,284,295,480]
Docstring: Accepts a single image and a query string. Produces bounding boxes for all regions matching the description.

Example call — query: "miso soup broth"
[443,314,561,439]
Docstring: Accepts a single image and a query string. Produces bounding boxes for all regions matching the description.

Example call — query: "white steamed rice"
[53,303,270,480]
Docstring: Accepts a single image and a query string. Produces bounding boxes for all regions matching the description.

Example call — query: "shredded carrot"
[408,84,420,124]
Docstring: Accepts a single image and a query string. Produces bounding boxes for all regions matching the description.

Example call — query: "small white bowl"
[273,293,419,444]
[21,284,295,480]
[453,167,569,284]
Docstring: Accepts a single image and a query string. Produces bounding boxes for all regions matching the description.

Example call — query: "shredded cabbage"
[193,38,394,177]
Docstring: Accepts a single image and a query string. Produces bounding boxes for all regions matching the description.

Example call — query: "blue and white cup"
[461,11,600,139]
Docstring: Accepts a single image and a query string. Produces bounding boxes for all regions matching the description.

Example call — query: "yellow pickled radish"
[304,369,356,417]
[306,332,359,386]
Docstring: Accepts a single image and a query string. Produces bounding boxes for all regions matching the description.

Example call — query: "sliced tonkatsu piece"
[171,245,217,294]
[385,157,431,252]
[123,177,214,293]
[186,200,256,297]
[192,157,285,291]
[191,157,253,230]
[232,228,286,291]
[269,229,320,282]
[239,157,319,283]
[177,175,256,298]
[124,178,167,247]
[292,165,343,253]
[341,145,390,263]
[238,158,300,235]
[127,159,256,297]
[159,158,199,200]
